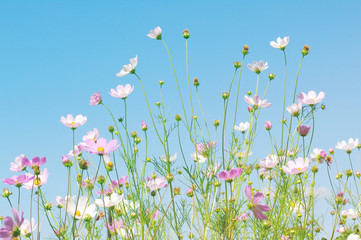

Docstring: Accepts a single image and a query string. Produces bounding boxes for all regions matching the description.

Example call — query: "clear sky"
[1,0,361,237]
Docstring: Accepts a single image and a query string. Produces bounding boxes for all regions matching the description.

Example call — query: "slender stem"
[280,50,287,148]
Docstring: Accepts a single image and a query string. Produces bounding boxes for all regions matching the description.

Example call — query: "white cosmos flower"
[336,138,360,153]
[20,218,37,237]
[109,84,134,99]
[147,26,162,40]
[286,103,302,116]
[247,61,268,74]
[270,36,290,49]
[347,208,358,220]
[291,203,305,214]
[95,192,123,208]
[234,122,250,133]
[348,233,361,240]
[191,152,207,163]
[161,153,177,162]
[66,196,97,220]
[116,56,138,78]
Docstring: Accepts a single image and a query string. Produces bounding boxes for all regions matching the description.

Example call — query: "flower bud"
[188,233,194,239]
[158,80,164,86]
[321,104,326,110]
[254,164,260,170]
[2,188,12,198]
[175,114,182,122]
[262,220,272,229]
[356,171,361,178]
[329,148,334,154]
[242,45,249,55]
[183,29,190,39]
[174,187,180,195]
[44,202,53,210]
[247,106,254,113]
[268,73,275,80]
[186,188,194,197]
[62,155,73,168]
[311,166,318,173]
[97,175,106,185]
[213,120,220,127]
[336,172,342,179]
[301,45,310,56]
[108,125,114,133]
[177,169,182,175]
[141,121,148,131]
[106,162,114,172]
[193,78,200,87]
[79,160,89,170]
[125,181,129,188]
[76,174,82,183]
[233,61,241,69]
[131,131,137,138]
[33,166,41,176]
[265,121,272,130]
[146,157,151,162]
[156,102,161,107]
[114,131,119,135]
[118,118,123,123]
[166,173,174,182]
[222,92,230,100]
[345,169,353,177]
[134,137,141,144]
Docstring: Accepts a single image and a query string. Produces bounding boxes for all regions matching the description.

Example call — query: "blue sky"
[1,0,361,237]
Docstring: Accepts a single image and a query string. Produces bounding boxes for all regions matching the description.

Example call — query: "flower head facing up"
[234,122,250,133]
[83,138,120,156]
[21,156,46,168]
[116,56,138,78]
[161,153,177,162]
[82,128,99,143]
[270,36,290,50]
[297,91,325,106]
[146,176,168,191]
[109,84,134,99]
[287,103,302,116]
[89,92,102,106]
[244,95,272,109]
[245,185,270,220]
[218,168,242,182]
[297,125,311,137]
[2,175,35,187]
[191,141,216,163]
[347,234,361,240]
[0,208,24,239]
[60,114,87,129]
[147,26,162,40]
[247,61,268,74]
[10,155,27,172]
[95,192,123,208]
[336,138,360,154]
[282,158,310,175]
[23,169,49,189]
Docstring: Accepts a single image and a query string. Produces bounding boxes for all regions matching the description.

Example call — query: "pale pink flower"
[52,195,76,208]
[161,153,177,162]
[237,213,249,221]
[287,103,302,116]
[82,128,99,142]
[264,121,272,130]
[329,148,334,154]
[245,185,270,220]
[107,219,125,236]
[337,226,347,233]
[83,138,120,155]
[80,177,95,188]
[95,192,123,208]
[347,234,360,240]
[60,114,87,129]
[270,36,290,50]
[234,122,250,133]
[146,177,168,191]
[2,175,35,187]
[68,144,83,157]
[336,138,360,153]
[282,158,310,175]
[147,26,162,40]
[244,95,272,108]
[260,154,279,173]
[116,56,138,78]
[109,84,134,99]
[297,91,325,106]
[202,163,221,178]
[310,148,327,163]
[191,141,216,163]
[280,236,290,240]
[112,176,128,187]
[23,169,49,189]
[22,156,46,168]
[218,168,242,181]
[141,121,148,131]
[297,125,311,137]
[89,92,102,105]
[247,61,268,74]
[10,154,27,172]
[20,218,37,237]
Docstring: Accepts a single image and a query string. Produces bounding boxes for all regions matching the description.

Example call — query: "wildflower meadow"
[1,2,361,239]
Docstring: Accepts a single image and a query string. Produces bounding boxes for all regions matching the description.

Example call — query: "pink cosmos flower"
[146,177,168,191]
[218,168,242,181]
[60,114,87,129]
[297,125,311,137]
[89,92,102,106]
[141,121,148,131]
[237,213,249,221]
[83,138,120,155]
[282,158,310,175]
[297,91,325,106]
[287,103,302,116]
[244,95,272,109]
[23,169,49,189]
[260,154,279,173]
[22,156,46,168]
[2,175,35,187]
[107,219,125,236]
[52,195,76,208]
[112,176,128,187]
[116,56,138,78]
[82,128,99,142]
[109,84,134,99]
[0,208,24,239]
[245,185,270,220]
[310,148,327,163]
[80,177,95,189]
[264,121,272,130]
[10,154,27,172]
[68,144,83,157]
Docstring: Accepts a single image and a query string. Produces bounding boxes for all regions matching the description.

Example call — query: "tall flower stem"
[280,50,287,148]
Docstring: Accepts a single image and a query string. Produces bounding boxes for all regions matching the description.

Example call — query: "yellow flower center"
[75,210,81,217]
[71,122,76,125]
[297,168,301,172]
[97,147,105,152]
[34,178,41,186]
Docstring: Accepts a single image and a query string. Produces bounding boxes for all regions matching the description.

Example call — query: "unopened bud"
[242,45,249,55]
[166,173,174,182]
[175,114,182,122]
[268,73,275,80]
[183,29,190,39]
[97,175,105,185]
[233,61,241,69]
[213,120,220,127]
[108,126,114,133]
[301,45,310,56]
[222,92,230,100]
[174,187,180,195]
